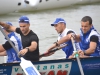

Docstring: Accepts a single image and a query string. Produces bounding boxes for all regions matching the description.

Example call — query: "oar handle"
[71,36,77,50]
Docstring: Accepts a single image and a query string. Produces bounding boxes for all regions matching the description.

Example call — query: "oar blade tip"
[20,57,40,75]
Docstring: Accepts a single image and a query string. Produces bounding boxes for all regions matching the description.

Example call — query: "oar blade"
[20,57,40,75]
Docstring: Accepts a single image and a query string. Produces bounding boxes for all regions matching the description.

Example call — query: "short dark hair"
[81,16,92,25]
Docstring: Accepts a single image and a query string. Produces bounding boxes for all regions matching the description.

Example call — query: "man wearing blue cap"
[45,18,80,58]
[0,22,22,63]
[0,16,39,61]
[48,16,100,58]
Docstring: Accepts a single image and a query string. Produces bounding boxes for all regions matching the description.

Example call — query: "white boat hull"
[0,0,25,15]
[78,0,100,4]
[20,0,80,11]
[20,0,100,12]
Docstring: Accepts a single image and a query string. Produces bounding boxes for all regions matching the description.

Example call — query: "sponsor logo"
[11,62,72,75]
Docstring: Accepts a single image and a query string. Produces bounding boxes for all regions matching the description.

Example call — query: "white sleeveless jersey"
[58,28,81,50]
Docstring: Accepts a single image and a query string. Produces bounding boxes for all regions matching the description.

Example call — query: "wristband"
[25,47,30,52]
[83,50,86,55]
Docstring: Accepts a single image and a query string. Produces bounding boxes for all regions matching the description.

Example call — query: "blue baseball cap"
[19,16,30,24]
[51,18,66,26]
[6,22,12,26]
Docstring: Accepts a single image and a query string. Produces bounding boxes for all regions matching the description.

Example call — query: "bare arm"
[46,43,59,52]
[28,41,37,52]
[75,34,81,42]
[46,31,80,52]
[57,34,71,45]
[0,22,16,32]
[84,42,97,55]
[78,35,98,55]
[46,33,72,52]
[57,34,81,45]
[0,51,7,56]
[0,45,6,52]
[18,41,38,56]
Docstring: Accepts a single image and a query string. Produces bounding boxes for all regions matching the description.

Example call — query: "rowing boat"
[20,0,100,12]
[0,0,25,15]
[19,0,80,12]
[0,57,100,75]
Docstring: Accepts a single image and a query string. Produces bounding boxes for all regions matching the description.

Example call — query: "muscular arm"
[28,41,37,52]
[18,34,39,55]
[0,51,7,56]
[57,31,80,45]
[0,45,6,52]
[75,34,81,42]
[27,35,38,52]
[0,22,16,32]
[47,30,75,51]
[0,41,14,52]
[84,35,98,55]
[57,31,74,45]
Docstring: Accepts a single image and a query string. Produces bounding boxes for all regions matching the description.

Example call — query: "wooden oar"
[40,44,67,58]
[71,37,84,75]
[0,26,40,75]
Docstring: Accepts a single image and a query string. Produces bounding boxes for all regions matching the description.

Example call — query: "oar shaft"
[76,57,84,75]
[39,48,59,58]
[40,44,67,58]
[71,37,84,75]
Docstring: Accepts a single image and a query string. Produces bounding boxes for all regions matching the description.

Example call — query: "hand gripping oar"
[71,36,84,75]
[39,44,67,58]
[0,26,40,75]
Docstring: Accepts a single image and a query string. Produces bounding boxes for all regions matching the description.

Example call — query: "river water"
[0,2,100,61]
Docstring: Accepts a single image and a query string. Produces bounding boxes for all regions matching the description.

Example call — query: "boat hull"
[20,0,100,12]
[78,0,100,4]
[20,0,80,11]
[0,0,25,15]
[0,57,100,75]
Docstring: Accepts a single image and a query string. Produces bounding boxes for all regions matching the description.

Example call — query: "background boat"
[19,0,100,12]
[19,0,81,12]
[78,0,100,4]
[0,0,25,15]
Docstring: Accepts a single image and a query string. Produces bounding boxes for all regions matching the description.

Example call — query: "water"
[0,3,100,61]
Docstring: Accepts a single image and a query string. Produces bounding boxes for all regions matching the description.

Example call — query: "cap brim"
[51,24,55,26]
[51,23,58,26]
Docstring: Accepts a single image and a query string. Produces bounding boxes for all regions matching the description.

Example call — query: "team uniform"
[58,28,80,58]
[2,32,22,63]
[79,26,100,56]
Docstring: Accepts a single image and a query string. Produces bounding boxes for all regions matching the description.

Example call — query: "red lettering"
[47,70,54,75]
[16,73,23,75]
[57,70,68,75]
